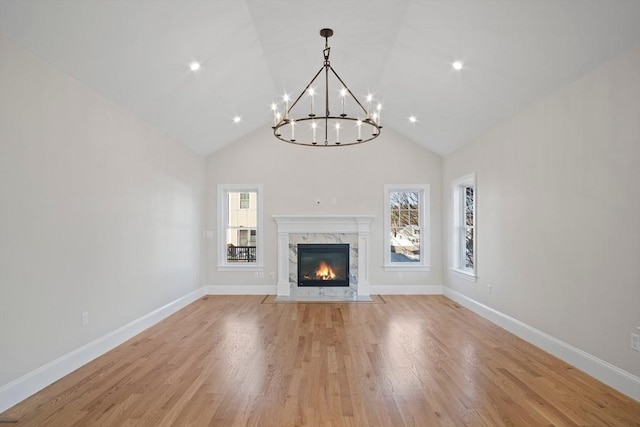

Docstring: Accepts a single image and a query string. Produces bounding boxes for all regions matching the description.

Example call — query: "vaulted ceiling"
[1,0,638,156]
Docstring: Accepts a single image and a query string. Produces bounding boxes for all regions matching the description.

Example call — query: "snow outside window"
[383,185,431,271]
[451,174,476,281]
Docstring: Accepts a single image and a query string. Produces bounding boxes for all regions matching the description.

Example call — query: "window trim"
[451,173,477,281]
[383,184,431,271]
[217,184,264,271]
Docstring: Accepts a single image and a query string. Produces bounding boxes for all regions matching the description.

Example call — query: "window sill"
[450,268,477,282]
[384,264,432,272]
[218,264,263,272]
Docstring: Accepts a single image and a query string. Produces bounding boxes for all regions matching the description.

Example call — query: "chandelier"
[271,28,382,146]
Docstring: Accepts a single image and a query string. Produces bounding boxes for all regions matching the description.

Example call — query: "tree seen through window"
[390,191,420,262]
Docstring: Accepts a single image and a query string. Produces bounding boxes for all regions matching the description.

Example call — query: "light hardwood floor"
[2,295,639,426]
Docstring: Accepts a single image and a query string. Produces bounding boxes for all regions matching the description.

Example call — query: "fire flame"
[315,261,337,280]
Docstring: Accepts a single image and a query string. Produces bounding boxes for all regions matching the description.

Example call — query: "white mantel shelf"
[273,215,374,232]
[273,215,374,298]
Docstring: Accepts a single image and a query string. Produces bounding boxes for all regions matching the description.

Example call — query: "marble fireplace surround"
[273,215,374,300]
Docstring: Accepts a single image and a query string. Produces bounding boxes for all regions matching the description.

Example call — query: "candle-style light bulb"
[290,120,295,141]
[311,121,317,144]
[283,94,290,120]
[357,119,362,141]
[376,103,382,126]
[271,102,278,126]
[340,88,347,116]
[335,122,340,143]
[309,88,315,117]
[366,94,373,119]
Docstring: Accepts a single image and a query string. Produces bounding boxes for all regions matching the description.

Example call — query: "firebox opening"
[297,244,349,287]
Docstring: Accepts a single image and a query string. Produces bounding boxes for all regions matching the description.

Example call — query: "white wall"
[204,126,442,292]
[443,45,640,377]
[0,37,205,387]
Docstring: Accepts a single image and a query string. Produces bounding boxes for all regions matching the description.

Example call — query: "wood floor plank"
[2,295,639,426]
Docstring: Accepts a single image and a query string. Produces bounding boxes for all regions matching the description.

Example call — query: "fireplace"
[273,215,373,298]
[297,244,349,287]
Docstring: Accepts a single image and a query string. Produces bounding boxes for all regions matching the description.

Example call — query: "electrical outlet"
[81,312,89,327]
[631,333,640,352]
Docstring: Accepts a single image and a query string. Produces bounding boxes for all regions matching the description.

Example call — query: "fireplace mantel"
[273,215,373,298]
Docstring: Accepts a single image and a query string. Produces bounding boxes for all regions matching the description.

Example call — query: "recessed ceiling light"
[409,116,417,123]
[233,116,241,124]
[452,61,464,70]
[189,61,201,72]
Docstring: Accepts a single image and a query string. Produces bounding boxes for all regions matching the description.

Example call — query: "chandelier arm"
[324,61,329,144]
[286,66,325,120]
[328,66,369,118]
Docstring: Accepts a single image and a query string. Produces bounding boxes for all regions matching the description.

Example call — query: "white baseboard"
[0,287,205,413]
[370,284,443,295]
[204,284,276,295]
[443,288,640,401]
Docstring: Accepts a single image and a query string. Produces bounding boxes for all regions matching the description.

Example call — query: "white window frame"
[217,184,263,271]
[383,184,431,271]
[451,173,477,282]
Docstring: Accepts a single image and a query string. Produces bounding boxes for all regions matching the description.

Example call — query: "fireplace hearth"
[297,244,349,287]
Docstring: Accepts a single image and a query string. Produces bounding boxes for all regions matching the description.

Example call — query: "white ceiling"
[1,0,638,156]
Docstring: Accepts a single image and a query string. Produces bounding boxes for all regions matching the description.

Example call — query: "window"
[452,174,476,280]
[217,185,263,270]
[383,185,431,271]
[390,192,420,262]
[239,193,250,209]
